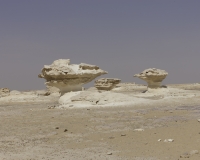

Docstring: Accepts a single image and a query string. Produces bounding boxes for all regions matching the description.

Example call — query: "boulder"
[38,59,107,95]
[95,78,121,90]
[134,68,168,88]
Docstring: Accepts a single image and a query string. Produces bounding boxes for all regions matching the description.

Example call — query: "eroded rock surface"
[58,83,200,109]
[134,68,168,88]
[0,88,10,97]
[95,78,121,90]
[38,59,107,95]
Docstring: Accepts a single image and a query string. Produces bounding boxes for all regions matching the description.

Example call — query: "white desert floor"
[1,83,200,160]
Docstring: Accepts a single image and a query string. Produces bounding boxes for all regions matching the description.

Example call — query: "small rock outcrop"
[38,59,107,95]
[134,68,168,88]
[0,88,10,98]
[95,78,121,90]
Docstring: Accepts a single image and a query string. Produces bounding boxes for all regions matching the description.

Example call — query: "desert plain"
[1,60,200,160]
[1,83,200,160]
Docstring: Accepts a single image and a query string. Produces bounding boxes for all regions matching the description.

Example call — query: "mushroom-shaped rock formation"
[0,88,10,98]
[134,68,168,88]
[95,78,121,90]
[38,59,108,95]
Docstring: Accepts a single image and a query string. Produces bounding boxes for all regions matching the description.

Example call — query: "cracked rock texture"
[38,59,107,95]
[95,78,121,90]
[134,68,168,88]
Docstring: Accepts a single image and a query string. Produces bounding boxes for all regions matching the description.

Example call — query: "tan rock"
[134,68,168,88]
[95,78,121,91]
[38,59,107,95]
[0,88,10,98]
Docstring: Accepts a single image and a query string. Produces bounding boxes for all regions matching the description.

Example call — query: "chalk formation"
[38,59,108,95]
[2,58,200,109]
[95,78,121,90]
[0,88,10,98]
[134,68,168,88]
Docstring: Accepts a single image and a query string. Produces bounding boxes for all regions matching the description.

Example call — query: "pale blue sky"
[0,0,200,90]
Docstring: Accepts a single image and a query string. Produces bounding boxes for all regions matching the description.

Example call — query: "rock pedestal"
[38,59,107,95]
[95,78,121,90]
[134,68,168,88]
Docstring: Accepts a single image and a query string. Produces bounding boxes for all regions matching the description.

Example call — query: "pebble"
[107,152,112,155]
[180,152,190,158]
[64,129,68,132]
[48,105,55,109]
[121,134,126,136]
[134,129,144,131]
[164,139,174,142]
[55,127,59,129]
[197,119,200,122]
[168,139,174,142]
[158,139,162,142]
[109,137,115,139]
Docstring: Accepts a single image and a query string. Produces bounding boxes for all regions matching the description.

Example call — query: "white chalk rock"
[95,78,121,90]
[107,152,112,155]
[164,139,174,142]
[134,68,168,88]
[38,59,107,95]
[59,91,81,106]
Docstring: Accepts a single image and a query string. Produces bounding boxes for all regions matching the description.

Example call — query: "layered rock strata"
[38,59,107,95]
[134,68,168,88]
[95,78,121,90]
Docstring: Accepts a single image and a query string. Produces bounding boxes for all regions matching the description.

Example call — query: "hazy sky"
[1,0,200,91]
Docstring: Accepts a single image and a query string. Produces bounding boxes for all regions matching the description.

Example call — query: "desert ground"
[1,84,200,160]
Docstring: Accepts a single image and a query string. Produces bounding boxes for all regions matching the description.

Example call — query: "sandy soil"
[1,100,200,160]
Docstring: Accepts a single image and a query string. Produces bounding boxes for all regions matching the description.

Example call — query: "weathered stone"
[0,88,10,98]
[95,78,121,90]
[38,59,107,95]
[107,152,112,155]
[134,68,168,88]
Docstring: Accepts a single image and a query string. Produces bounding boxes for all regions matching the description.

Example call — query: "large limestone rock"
[38,59,107,95]
[0,88,10,98]
[95,78,121,90]
[58,84,200,109]
[134,68,168,88]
